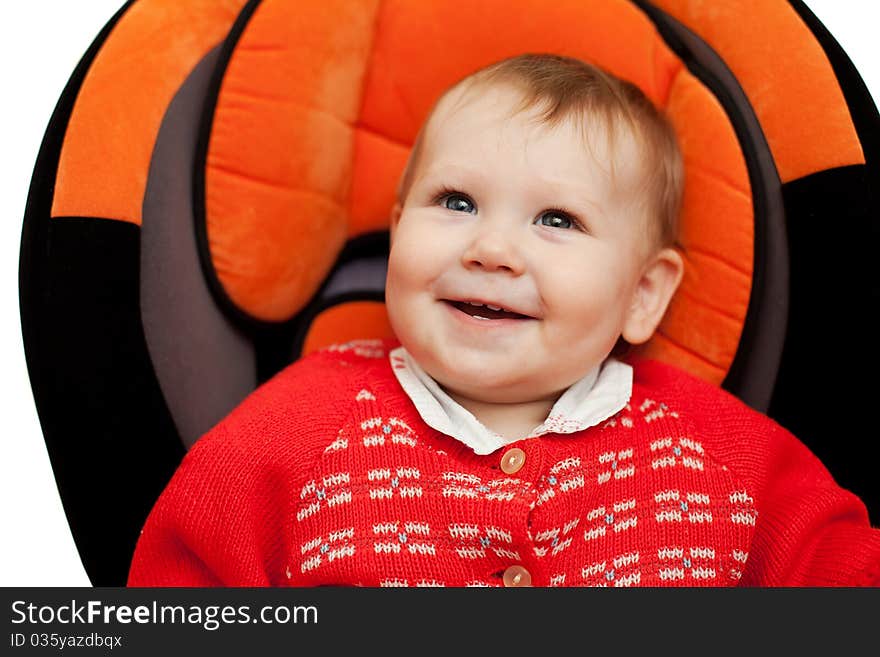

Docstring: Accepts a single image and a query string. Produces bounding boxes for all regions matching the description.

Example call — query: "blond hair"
[397,53,683,247]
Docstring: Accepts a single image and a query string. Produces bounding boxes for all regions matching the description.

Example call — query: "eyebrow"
[536,179,606,217]
[413,164,489,188]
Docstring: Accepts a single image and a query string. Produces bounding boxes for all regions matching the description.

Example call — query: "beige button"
[500,447,526,474]
[503,565,532,587]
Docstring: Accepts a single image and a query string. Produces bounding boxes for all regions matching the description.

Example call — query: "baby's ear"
[621,247,684,345]
[389,201,403,244]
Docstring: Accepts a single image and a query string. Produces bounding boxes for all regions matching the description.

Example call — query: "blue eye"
[537,211,575,230]
[442,193,475,213]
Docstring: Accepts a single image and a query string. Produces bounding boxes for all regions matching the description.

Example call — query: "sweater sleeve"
[126,349,360,587]
[634,359,880,587]
[733,420,880,587]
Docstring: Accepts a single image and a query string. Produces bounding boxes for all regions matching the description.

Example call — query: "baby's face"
[386,84,658,405]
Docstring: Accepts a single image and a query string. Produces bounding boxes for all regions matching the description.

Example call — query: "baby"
[128,54,880,587]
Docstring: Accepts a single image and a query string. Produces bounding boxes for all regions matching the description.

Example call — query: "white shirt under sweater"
[389,346,632,455]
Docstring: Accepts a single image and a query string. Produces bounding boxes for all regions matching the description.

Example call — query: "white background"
[1,1,878,587]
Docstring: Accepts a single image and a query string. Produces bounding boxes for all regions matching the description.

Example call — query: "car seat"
[19,0,880,586]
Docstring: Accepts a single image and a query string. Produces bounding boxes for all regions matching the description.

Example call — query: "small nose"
[461,223,525,275]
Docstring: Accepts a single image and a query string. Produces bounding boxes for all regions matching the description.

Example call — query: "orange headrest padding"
[207,0,749,384]
[48,0,865,386]
[53,0,249,225]
[654,0,863,182]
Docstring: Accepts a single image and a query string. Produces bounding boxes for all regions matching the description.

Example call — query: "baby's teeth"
[473,315,490,321]
[486,304,502,311]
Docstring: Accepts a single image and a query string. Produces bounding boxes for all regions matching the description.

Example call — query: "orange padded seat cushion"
[208,0,751,384]
[53,0,249,225]
[653,0,863,183]
[52,0,837,386]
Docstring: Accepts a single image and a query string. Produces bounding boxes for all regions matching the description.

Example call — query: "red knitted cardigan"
[127,339,880,587]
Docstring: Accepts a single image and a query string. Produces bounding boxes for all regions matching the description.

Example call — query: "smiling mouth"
[443,300,535,321]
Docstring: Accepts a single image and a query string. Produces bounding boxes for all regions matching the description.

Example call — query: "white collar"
[389,346,632,455]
